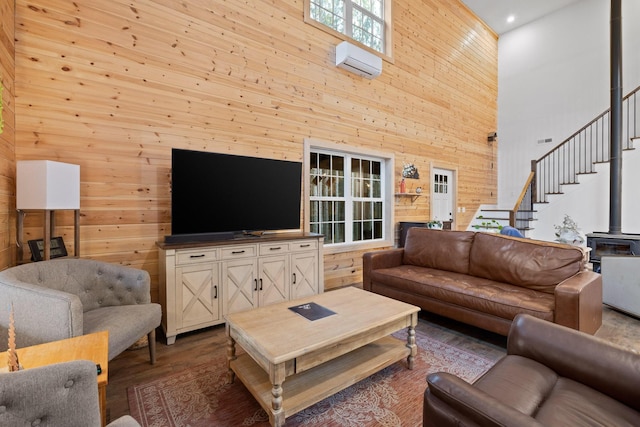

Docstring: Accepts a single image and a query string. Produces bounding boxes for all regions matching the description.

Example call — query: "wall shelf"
[394,193,422,202]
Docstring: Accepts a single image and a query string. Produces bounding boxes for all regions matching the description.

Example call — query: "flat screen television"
[167,148,302,243]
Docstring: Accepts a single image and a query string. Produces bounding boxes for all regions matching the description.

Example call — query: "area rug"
[128,329,498,427]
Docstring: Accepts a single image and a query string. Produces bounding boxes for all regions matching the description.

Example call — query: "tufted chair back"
[0,360,140,426]
[3,258,150,312]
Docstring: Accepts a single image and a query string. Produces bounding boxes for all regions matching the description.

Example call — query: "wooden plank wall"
[0,0,15,271]
[12,0,497,297]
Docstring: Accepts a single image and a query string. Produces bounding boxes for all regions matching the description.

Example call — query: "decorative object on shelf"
[7,304,21,372]
[426,220,443,229]
[27,237,68,261]
[472,216,503,232]
[415,186,422,194]
[554,214,585,245]
[399,178,406,193]
[402,163,419,179]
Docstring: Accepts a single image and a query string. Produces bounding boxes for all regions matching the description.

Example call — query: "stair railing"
[510,85,640,230]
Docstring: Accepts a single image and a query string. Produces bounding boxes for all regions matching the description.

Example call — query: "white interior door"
[432,168,454,222]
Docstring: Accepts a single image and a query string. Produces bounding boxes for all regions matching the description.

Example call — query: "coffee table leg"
[226,324,236,384]
[406,324,417,369]
[270,364,286,427]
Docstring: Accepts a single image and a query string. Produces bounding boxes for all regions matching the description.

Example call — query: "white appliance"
[335,41,382,79]
[601,255,640,317]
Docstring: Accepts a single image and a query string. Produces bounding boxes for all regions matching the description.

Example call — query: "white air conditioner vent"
[335,41,382,79]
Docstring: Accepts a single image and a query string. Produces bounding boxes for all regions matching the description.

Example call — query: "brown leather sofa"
[423,314,640,426]
[363,228,602,335]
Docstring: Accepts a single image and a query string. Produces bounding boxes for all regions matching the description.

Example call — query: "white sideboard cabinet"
[158,233,323,344]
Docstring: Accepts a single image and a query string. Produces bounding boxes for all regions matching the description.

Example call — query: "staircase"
[475,84,640,236]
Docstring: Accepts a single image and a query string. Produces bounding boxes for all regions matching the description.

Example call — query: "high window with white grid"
[305,0,389,54]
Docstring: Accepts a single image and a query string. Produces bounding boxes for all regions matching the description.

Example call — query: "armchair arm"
[425,372,544,427]
[362,248,404,291]
[507,314,640,411]
[554,269,602,334]
[0,277,83,350]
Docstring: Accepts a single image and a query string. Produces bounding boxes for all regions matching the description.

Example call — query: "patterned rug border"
[128,328,498,427]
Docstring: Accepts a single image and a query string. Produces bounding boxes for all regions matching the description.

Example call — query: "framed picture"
[28,237,68,261]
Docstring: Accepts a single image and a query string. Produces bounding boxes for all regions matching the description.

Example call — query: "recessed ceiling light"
[507,15,516,24]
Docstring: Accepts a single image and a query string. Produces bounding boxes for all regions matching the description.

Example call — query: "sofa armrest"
[425,372,544,427]
[362,248,404,291]
[0,278,83,350]
[554,269,602,334]
[507,314,640,411]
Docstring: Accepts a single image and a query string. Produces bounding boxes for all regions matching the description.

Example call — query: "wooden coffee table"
[225,287,420,427]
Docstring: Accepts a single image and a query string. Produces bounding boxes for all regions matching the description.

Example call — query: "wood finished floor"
[106,305,640,423]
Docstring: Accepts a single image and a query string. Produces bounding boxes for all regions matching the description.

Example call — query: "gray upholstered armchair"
[0,258,161,363]
[0,360,140,426]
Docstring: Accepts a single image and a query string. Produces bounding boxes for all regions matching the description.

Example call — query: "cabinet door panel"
[176,263,220,329]
[259,256,289,306]
[291,252,319,299]
[223,259,257,314]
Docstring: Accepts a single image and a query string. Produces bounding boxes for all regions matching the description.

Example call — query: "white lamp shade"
[17,160,80,209]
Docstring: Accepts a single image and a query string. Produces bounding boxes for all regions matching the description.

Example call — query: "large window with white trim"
[305,0,391,55]
[307,143,392,248]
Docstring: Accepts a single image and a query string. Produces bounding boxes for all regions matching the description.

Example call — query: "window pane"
[353,201,362,220]
[374,220,382,239]
[334,201,345,220]
[374,202,382,219]
[310,201,319,222]
[335,223,345,243]
[372,180,381,197]
[322,223,333,244]
[363,221,372,240]
[336,177,344,197]
[364,201,372,220]
[353,222,361,241]
[333,156,344,176]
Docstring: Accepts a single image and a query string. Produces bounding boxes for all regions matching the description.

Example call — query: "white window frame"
[304,138,394,254]
[304,0,394,59]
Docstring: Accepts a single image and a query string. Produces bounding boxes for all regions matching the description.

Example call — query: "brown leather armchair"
[423,314,640,426]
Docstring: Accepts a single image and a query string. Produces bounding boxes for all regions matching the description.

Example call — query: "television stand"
[157,232,324,344]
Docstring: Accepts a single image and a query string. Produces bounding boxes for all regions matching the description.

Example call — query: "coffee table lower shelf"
[230,335,410,421]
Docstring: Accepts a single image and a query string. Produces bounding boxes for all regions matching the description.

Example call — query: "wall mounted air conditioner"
[335,41,382,79]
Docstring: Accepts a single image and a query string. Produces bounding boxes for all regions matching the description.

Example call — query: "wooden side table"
[0,331,109,426]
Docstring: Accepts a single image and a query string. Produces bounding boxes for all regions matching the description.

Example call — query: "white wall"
[498,0,640,239]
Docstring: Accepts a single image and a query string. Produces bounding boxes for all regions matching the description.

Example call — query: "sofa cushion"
[403,228,475,274]
[468,233,584,293]
[534,378,640,426]
[369,265,555,321]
